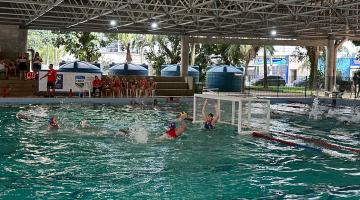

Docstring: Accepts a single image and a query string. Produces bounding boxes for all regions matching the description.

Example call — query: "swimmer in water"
[79,120,90,128]
[202,99,219,130]
[159,112,188,139]
[176,111,193,122]
[48,116,59,129]
[116,128,130,136]
[16,112,30,120]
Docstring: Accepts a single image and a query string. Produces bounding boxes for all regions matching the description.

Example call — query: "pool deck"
[0,96,359,107]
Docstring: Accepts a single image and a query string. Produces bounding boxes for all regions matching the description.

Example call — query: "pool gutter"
[0,97,359,107]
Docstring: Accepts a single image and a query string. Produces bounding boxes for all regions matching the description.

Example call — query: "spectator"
[5,60,17,77]
[40,64,57,97]
[136,78,141,98]
[102,76,112,96]
[139,78,147,97]
[148,79,156,97]
[130,78,137,98]
[92,75,102,97]
[113,76,121,97]
[17,52,29,80]
[32,52,42,75]
[122,77,128,97]
[0,60,8,79]
[355,73,360,98]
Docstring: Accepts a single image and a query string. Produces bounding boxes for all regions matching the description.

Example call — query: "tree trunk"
[53,47,57,66]
[140,46,144,64]
[190,43,196,65]
[263,46,268,89]
[46,45,50,66]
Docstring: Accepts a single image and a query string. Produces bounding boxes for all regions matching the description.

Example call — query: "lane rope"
[270,130,360,154]
[252,132,322,153]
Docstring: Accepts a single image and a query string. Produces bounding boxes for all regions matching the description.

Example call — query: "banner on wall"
[55,74,64,89]
[252,56,287,66]
[38,71,101,92]
[350,58,360,66]
[75,75,85,88]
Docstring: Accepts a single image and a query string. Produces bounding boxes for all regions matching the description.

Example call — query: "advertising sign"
[38,71,101,92]
[75,75,85,88]
[55,74,63,89]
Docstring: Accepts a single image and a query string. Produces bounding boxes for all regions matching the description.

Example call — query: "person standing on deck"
[40,64,57,97]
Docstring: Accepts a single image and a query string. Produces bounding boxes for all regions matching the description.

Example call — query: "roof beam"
[66,2,129,28]
[189,37,328,46]
[25,0,63,26]
[108,0,215,30]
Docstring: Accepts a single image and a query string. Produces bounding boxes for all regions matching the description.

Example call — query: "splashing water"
[128,124,148,144]
[326,107,360,124]
[309,98,322,120]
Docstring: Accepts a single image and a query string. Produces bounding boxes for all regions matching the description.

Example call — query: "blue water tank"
[58,61,102,73]
[92,62,101,68]
[109,63,148,76]
[109,62,117,68]
[161,64,200,82]
[59,60,66,67]
[236,66,244,74]
[206,65,243,92]
[140,64,149,70]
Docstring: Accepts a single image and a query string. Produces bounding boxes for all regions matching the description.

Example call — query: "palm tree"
[306,46,320,89]
[117,33,135,62]
[225,45,260,75]
[263,45,275,89]
[134,34,153,64]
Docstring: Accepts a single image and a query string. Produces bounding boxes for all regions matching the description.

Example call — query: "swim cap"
[208,113,214,117]
[168,122,176,129]
[180,111,187,117]
[48,117,54,123]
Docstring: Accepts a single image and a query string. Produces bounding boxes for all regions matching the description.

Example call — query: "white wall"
[38,71,101,92]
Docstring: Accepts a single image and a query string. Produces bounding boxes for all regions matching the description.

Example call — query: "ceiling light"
[110,20,117,26]
[271,30,277,36]
[151,21,158,29]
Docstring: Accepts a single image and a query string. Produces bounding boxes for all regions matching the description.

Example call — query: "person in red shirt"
[40,64,57,97]
[139,78,147,97]
[92,76,102,97]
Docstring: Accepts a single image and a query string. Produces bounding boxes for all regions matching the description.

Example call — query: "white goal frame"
[193,94,271,134]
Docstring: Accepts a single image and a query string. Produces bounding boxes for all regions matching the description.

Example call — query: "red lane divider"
[252,132,322,153]
[270,130,360,154]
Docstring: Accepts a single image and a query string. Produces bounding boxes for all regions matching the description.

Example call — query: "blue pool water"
[0,103,359,199]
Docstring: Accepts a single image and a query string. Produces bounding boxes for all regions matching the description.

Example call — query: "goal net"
[193,94,270,134]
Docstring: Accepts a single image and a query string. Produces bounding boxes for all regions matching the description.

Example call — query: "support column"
[325,38,335,92]
[0,25,28,59]
[18,27,28,53]
[332,49,338,91]
[180,35,189,77]
[313,46,319,89]
[332,37,348,91]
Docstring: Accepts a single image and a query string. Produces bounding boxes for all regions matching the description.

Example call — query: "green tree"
[53,32,115,62]
[27,30,66,66]
[262,45,275,88]
[225,45,260,75]
[145,35,182,75]
[134,34,153,64]
[352,40,360,47]
[194,44,261,82]
[195,44,215,82]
